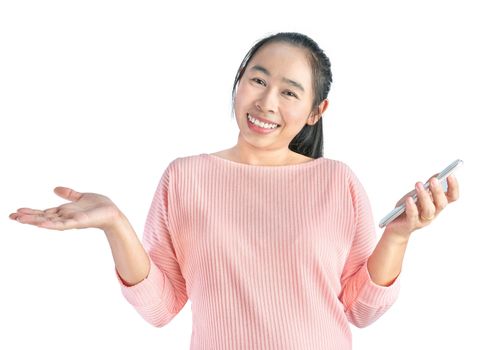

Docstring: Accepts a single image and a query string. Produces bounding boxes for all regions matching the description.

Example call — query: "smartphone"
[378,159,464,228]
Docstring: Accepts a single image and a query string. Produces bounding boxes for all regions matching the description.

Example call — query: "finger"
[9,212,20,220]
[395,188,417,207]
[10,207,61,222]
[44,207,61,214]
[425,172,440,183]
[429,177,448,212]
[14,207,59,215]
[423,173,441,200]
[15,208,45,215]
[405,196,420,225]
[10,210,57,221]
[445,174,460,202]
[415,181,435,221]
[38,217,79,231]
[14,214,50,225]
[53,187,83,202]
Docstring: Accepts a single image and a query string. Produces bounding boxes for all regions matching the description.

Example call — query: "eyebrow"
[250,64,305,93]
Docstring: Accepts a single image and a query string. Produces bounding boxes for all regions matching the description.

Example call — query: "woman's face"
[234,42,321,152]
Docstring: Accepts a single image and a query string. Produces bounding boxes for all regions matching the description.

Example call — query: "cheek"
[283,108,310,125]
[234,81,248,109]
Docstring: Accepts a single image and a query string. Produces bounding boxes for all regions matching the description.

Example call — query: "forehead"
[247,42,312,83]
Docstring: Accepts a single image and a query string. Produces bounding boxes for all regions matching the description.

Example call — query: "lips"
[247,113,281,126]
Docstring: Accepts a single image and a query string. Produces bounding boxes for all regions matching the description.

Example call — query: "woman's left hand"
[385,173,460,241]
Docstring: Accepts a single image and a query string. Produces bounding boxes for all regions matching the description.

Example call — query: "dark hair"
[231,32,333,159]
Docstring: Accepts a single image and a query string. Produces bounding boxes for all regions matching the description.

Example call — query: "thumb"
[53,186,83,202]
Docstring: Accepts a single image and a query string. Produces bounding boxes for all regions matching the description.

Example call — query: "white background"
[1,0,490,349]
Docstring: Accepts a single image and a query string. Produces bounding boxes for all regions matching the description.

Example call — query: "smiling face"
[233,42,324,157]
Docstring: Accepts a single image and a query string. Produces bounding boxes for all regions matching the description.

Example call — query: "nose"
[255,87,278,114]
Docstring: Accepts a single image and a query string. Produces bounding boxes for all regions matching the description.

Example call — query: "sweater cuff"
[115,258,165,307]
[355,261,401,307]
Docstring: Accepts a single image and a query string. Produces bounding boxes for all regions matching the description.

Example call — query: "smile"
[247,113,280,129]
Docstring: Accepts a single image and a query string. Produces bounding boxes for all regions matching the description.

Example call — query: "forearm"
[367,228,409,286]
[103,211,150,287]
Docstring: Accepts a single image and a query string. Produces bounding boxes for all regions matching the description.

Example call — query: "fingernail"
[416,182,424,191]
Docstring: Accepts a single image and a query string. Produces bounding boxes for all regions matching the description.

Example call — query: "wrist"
[381,227,411,246]
[102,209,128,237]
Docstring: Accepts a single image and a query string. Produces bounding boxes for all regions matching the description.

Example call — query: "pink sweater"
[115,153,400,349]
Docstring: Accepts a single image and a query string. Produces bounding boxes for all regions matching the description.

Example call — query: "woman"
[9,32,459,349]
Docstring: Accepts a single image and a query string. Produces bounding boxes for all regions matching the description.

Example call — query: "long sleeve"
[338,168,401,328]
[112,154,401,349]
[114,161,189,327]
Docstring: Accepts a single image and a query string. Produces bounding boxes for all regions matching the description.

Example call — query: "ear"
[306,99,329,125]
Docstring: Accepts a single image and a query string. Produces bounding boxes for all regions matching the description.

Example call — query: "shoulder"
[161,153,210,178]
[329,158,363,181]
[318,157,357,179]
[168,153,205,169]
[318,158,368,203]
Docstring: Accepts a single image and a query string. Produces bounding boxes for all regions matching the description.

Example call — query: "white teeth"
[247,114,279,129]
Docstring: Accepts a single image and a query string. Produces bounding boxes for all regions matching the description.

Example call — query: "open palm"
[9,186,120,231]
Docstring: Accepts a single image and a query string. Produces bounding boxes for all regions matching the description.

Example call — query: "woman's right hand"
[8,186,122,232]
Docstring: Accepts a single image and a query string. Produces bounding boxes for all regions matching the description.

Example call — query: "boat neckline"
[201,153,325,169]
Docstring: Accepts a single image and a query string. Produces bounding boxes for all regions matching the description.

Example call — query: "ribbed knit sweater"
[114,153,400,350]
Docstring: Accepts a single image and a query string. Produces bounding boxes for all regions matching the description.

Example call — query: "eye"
[284,91,298,98]
[251,78,266,86]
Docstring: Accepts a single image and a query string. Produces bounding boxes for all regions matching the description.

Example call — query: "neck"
[228,142,299,166]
